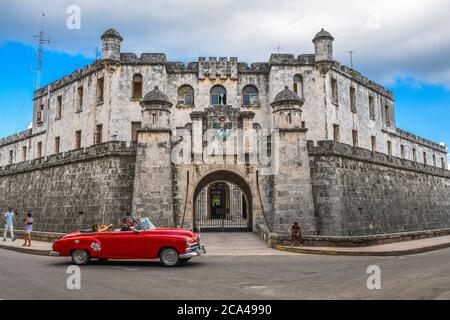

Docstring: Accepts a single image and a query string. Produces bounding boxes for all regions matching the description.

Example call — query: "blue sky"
[0,0,449,157]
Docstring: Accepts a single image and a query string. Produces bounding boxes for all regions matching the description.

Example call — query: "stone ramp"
[201,232,294,256]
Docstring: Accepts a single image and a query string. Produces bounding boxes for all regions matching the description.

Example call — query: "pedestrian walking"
[23,213,33,247]
[3,207,16,242]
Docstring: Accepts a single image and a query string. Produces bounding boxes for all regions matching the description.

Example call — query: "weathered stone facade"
[0,28,448,236]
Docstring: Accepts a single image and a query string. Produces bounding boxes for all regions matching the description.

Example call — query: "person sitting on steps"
[291,222,302,247]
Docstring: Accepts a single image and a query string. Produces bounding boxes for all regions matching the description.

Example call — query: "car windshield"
[137,217,157,231]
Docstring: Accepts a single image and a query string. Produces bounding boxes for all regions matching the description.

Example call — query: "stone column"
[239,111,256,162]
[270,87,317,234]
[132,87,175,227]
[190,111,205,164]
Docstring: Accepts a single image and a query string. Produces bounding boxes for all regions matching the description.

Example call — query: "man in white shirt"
[3,207,16,242]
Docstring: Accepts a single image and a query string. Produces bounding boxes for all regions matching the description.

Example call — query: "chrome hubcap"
[162,249,178,266]
[73,250,87,264]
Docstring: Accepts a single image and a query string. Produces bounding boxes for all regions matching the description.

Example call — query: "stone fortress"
[0,28,449,236]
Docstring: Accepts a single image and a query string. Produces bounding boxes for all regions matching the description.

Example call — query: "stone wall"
[309,140,450,236]
[0,141,136,233]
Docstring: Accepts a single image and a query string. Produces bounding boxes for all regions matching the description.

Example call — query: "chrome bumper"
[50,251,60,257]
[180,245,206,259]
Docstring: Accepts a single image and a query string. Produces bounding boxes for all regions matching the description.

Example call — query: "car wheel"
[71,249,91,265]
[160,248,180,267]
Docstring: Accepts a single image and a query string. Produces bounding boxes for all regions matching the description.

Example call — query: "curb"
[275,242,450,257]
[0,244,51,256]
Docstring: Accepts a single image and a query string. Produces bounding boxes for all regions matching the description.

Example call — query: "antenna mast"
[34,12,51,89]
[346,50,356,69]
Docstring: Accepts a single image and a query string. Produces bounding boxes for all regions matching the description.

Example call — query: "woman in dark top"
[23,213,33,247]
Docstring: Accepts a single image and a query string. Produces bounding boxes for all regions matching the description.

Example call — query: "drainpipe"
[44,84,52,157]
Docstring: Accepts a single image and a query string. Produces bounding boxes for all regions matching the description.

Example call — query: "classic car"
[50,217,206,267]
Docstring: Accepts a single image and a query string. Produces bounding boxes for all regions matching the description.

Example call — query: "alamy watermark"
[66,5,81,30]
[66,265,81,290]
[366,265,381,290]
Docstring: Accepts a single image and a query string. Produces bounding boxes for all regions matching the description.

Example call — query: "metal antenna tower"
[34,12,51,89]
[346,50,356,69]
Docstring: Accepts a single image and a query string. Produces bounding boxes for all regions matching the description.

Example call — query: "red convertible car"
[50,217,206,267]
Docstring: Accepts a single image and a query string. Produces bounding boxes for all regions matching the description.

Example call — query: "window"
[333,124,340,142]
[37,104,44,124]
[36,142,42,159]
[211,85,227,106]
[331,78,338,105]
[442,157,446,169]
[369,95,375,119]
[413,148,417,162]
[22,146,27,161]
[242,85,259,106]
[385,104,391,126]
[350,87,357,113]
[55,137,60,154]
[132,74,143,99]
[56,96,62,120]
[77,86,83,112]
[371,136,377,152]
[433,155,436,167]
[387,141,392,157]
[423,152,427,165]
[352,130,358,147]
[177,85,194,106]
[9,150,13,164]
[131,122,142,142]
[293,75,303,98]
[97,77,104,103]
[75,130,82,149]
[95,124,103,145]
[401,145,405,159]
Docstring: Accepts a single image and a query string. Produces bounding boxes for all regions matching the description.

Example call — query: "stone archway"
[193,170,253,232]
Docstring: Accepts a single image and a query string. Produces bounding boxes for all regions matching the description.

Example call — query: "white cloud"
[1,0,450,87]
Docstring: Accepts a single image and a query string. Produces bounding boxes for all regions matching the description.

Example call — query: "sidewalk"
[276,235,450,256]
[0,238,52,256]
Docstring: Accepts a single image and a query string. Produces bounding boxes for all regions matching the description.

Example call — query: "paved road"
[0,245,449,300]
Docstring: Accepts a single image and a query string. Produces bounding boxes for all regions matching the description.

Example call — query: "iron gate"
[195,182,250,232]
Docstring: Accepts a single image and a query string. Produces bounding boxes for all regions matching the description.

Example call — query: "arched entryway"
[193,170,253,232]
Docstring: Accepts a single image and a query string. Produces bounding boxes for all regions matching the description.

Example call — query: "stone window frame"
[54,136,61,154]
[242,85,259,107]
[330,77,339,106]
[55,95,63,121]
[22,146,27,161]
[177,84,195,108]
[384,104,391,127]
[350,86,357,113]
[352,130,358,147]
[37,104,45,126]
[293,74,304,99]
[75,130,82,150]
[131,73,143,100]
[333,124,340,142]
[76,86,84,113]
[211,85,227,106]
[371,136,377,152]
[96,77,105,105]
[368,94,375,120]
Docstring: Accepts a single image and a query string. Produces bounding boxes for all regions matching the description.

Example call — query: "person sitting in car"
[120,217,135,232]
[92,224,114,233]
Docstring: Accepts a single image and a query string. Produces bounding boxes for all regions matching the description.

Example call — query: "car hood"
[152,228,197,238]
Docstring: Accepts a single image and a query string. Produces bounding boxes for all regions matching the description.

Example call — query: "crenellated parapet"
[198,57,238,80]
